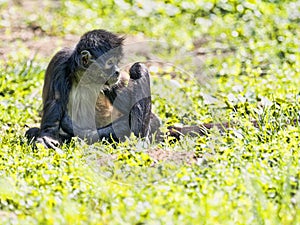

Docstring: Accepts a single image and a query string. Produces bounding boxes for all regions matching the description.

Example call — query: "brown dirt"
[0,1,149,62]
[0,1,77,61]
[97,148,198,166]
[147,148,197,165]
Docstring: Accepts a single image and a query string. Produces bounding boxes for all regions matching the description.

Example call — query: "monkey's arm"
[62,62,152,143]
[37,49,73,148]
[104,63,152,139]
[127,63,152,137]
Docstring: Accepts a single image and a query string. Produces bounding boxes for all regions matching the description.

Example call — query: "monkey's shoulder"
[45,48,74,77]
[49,48,73,63]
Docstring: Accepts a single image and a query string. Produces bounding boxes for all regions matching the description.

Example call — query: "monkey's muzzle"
[105,75,119,86]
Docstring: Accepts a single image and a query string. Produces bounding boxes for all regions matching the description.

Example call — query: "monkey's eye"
[105,57,116,69]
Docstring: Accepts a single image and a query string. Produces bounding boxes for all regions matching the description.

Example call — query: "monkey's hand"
[36,136,61,150]
[129,62,148,80]
[25,127,40,144]
[167,125,183,140]
[112,62,150,112]
[128,62,151,101]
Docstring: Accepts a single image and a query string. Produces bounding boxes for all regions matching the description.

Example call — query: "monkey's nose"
[114,70,120,76]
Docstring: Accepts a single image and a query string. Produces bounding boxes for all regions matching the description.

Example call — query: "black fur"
[26,29,160,148]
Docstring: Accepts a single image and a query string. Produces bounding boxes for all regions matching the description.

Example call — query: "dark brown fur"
[26,29,160,148]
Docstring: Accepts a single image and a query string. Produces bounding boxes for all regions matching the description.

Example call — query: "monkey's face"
[102,56,120,86]
[80,50,121,88]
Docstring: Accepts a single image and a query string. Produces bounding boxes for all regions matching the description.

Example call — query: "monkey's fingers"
[113,63,151,113]
[129,63,151,105]
[36,136,61,150]
[25,127,40,143]
[129,62,148,80]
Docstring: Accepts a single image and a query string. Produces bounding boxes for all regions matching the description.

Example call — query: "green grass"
[1,0,300,224]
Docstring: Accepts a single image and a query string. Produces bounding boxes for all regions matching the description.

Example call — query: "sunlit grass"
[1,0,300,224]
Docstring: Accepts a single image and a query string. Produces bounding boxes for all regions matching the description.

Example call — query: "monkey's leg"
[60,112,129,143]
[84,116,130,143]
[85,63,152,143]
[61,63,153,143]
[127,63,152,137]
[103,63,152,140]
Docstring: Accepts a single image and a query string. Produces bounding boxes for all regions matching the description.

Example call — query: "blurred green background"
[1,0,300,224]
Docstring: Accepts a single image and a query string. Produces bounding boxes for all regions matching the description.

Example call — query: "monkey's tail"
[167,118,300,140]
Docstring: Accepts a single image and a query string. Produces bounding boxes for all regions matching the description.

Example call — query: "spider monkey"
[26,29,240,149]
[25,29,163,148]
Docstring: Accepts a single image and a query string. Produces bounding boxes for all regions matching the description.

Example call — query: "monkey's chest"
[67,88,122,129]
[94,94,122,127]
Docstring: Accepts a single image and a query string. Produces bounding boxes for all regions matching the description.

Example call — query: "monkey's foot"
[36,136,61,150]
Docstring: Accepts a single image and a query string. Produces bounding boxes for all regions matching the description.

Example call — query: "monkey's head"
[73,29,124,88]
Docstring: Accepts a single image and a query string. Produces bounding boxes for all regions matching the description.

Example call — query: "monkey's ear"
[81,50,92,68]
